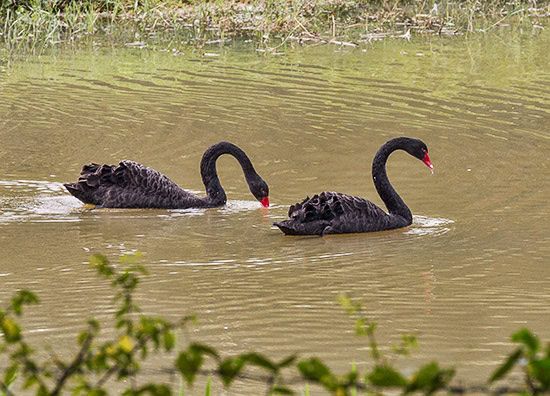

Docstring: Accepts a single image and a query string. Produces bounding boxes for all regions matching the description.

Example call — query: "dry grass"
[1,0,549,52]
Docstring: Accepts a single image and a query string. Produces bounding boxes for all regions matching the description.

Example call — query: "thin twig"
[51,330,95,396]
[95,323,178,389]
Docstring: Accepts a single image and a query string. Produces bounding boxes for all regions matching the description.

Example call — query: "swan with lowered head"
[64,141,269,209]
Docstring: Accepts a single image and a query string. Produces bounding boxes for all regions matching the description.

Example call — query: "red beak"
[422,151,434,173]
[260,197,269,208]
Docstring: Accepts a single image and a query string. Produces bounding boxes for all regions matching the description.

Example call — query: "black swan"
[273,137,433,235]
[64,141,269,209]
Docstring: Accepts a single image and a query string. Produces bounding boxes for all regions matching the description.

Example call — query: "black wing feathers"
[274,191,398,235]
[64,160,191,208]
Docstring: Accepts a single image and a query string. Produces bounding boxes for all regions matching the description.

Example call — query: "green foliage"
[405,362,456,395]
[297,358,334,387]
[367,365,407,388]
[335,295,456,395]
[490,328,550,393]
[392,334,419,356]
[0,254,547,395]
[176,343,218,385]
[338,295,381,361]
[218,356,246,386]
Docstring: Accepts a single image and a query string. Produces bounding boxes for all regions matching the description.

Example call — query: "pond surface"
[1,28,550,393]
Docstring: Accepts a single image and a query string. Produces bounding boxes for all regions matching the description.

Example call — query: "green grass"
[1,0,549,52]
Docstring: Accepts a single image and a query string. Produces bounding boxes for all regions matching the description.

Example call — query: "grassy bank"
[1,0,549,52]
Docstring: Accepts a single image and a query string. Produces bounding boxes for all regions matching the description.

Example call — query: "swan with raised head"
[274,137,433,235]
[64,141,270,209]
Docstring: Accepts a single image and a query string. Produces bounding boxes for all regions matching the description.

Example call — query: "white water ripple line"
[406,215,455,236]
[0,179,82,223]
[0,179,66,193]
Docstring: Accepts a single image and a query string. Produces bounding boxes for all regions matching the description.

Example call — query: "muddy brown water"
[1,29,550,393]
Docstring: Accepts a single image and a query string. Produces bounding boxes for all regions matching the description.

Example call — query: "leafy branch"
[0,253,548,395]
[490,328,550,394]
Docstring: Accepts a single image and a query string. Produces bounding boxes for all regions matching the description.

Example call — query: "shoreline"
[1,1,549,52]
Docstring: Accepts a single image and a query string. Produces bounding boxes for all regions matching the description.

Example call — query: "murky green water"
[1,28,550,392]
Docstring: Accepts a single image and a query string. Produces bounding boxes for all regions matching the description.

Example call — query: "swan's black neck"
[200,142,257,206]
[372,138,412,223]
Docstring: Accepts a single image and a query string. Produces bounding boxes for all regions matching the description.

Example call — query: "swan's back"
[274,191,409,235]
[64,160,200,208]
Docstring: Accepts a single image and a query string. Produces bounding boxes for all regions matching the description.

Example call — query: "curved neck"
[200,142,257,206]
[371,138,412,222]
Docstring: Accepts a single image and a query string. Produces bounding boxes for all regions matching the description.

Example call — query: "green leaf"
[337,295,362,314]
[1,318,21,343]
[78,330,91,346]
[392,335,418,356]
[163,332,175,351]
[189,343,219,359]
[242,353,277,372]
[297,358,338,391]
[23,375,37,389]
[489,348,522,383]
[37,385,49,396]
[512,328,540,354]
[271,385,294,395]
[11,290,39,315]
[368,365,407,388]
[531,358,550,389]
[406,362,455,395]
[219,357,246,386]
[175,345,214,386]
[89,254,113,278]
[123,384,171,396]
[355,318,368,336]
[3,363,18,386]
[277,355,297,369]
[176,351,202,385]
[298,358,332,382]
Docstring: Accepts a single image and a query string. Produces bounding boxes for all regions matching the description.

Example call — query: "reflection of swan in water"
[64,142,270,209]
[274,137,433,235]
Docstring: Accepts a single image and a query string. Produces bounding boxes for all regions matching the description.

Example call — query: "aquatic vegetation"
[0,252,548,395]
[0,0,549,52]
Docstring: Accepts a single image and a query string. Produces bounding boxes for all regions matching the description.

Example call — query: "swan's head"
[405,139,433,173]
[248,177,270,207]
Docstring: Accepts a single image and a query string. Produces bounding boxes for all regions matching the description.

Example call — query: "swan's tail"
[273,220,330,236]
[64,182,96,204]
[64,162,116,205]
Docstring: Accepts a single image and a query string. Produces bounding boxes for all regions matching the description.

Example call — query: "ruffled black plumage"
[274,137,433,235]
[64,160,202,208]
[64,142,269,209]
